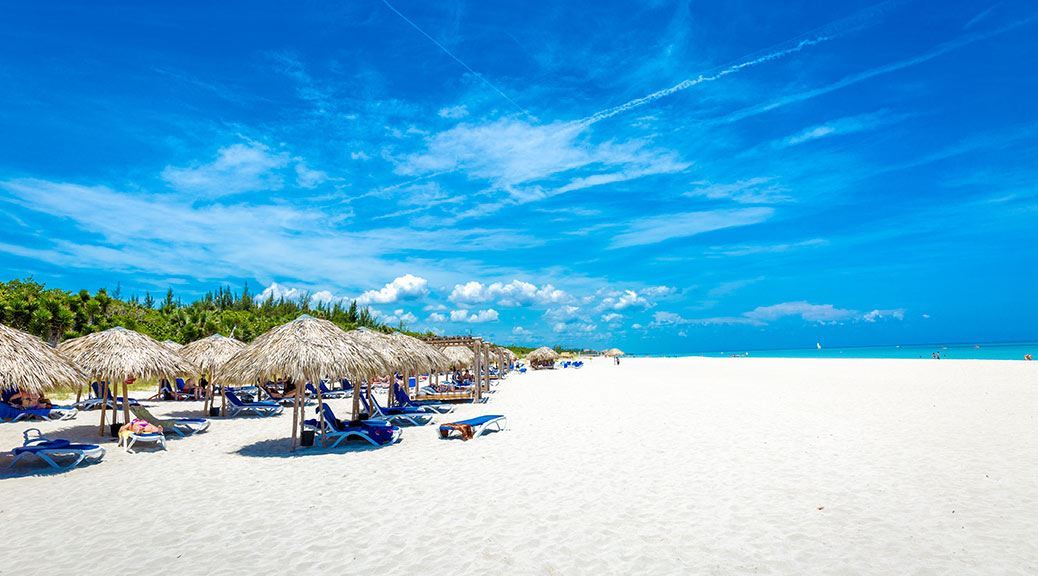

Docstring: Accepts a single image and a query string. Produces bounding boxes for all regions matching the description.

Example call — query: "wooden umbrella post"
[202,371,211,416]
[97,376,109,435]
[366,379,373,414]
[472,341,481,403]
[290,376,301,449]
[351,375,363,421]
[221,377,228,417]
[122,376,131,426]
[316,376,324,446]
[76,383,83,404]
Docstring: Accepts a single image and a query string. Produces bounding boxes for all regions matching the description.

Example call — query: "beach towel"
[438,423,475,440]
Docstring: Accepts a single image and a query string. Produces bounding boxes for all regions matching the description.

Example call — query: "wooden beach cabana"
[526,346,559,370]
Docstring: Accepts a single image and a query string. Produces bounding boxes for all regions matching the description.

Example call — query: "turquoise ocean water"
[680,342,1038,361]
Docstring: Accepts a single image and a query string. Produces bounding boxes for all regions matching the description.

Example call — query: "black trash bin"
[109,422,122,437]
[300,430,316,447]
[209,406,221,417]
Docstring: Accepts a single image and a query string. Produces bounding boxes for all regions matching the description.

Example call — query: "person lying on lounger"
[7,389,53,409]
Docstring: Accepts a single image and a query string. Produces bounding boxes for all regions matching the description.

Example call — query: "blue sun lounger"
[360,392,434,426]
[393,385,454,414]
[9,428,106,470]
[317,381,350,399]
[438,415,507,440]
[77,382,140,410]
[129,405,209,437]
[0,402,78,422]
[225,390,284,417]
[304,404,401,448]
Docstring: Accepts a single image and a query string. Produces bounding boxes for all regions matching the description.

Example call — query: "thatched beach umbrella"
[526,346,559,369]
[59,327,198,434]
[348,328,416,374]
[388,332,451,372]
[386,332,452,400]
[603,348,625,357]
[0,323,84,396]
[177,334,245,415]
[442,345,474,369]
[347,328,416,408]
[162,339,183,351]
[221,315,391,448]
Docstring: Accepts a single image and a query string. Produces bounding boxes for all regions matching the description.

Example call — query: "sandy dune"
[2,357,1037,575]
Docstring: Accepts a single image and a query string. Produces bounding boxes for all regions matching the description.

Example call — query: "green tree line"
[0,277,386,345]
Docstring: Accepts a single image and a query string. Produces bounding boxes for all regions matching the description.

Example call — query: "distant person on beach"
[183,377,201,398]
[1026,354,1033,361]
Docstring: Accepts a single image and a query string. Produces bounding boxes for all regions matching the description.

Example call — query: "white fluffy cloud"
[256,282,305,302]
[355,274,429,305]
[449,309,499,323]
[596,286,674,311]
[254,283,340,306]
[448,280,569,307]
[382,309,418,325]
[743,301,857,323]
[652,301,908,327]
[863,308,906,322]
[427,312,447,322]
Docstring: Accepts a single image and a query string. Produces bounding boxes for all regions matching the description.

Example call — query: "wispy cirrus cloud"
[685,178,791,204]
[609,207,774,249]
[395,118,688,206]
[161,142,290,196]
[779,110,906,147]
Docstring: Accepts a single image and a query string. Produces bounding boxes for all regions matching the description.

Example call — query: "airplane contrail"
[579,36,830,127]
[380,0,535,121]
[579,0,905,127]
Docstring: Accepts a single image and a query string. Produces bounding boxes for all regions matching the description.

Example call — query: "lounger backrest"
[320,403,343,430]
[175,377,186,391]
[225,390,245,406]
[129,404,156,422]
[358,391,372,413]
[393,384,411,405]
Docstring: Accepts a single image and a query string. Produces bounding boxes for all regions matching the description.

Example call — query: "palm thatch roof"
[0,323,85,395]
[526,346,559,363]
[221,315,390,384]
[347,328,416,374]
[497,346,517,360]
[161,339,183,351]
[388,332,451,372]
[442,345,475,368]
[58,326,198,381]
[177,334,245,376]
[603,348,625,357]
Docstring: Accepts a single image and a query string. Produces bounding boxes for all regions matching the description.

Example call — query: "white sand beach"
[2,357,1037,575]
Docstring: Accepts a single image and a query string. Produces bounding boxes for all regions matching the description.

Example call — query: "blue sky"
[1,0,1036,353]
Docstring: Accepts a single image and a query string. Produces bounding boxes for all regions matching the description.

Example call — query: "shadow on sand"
[235,437,390,458]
